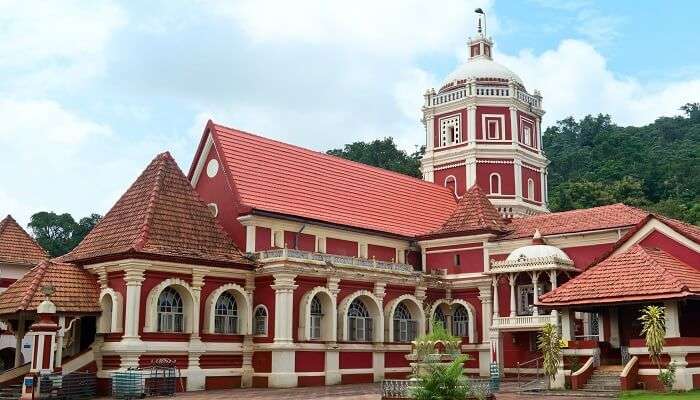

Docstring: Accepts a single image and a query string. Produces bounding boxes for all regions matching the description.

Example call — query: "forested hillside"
[327,103,699,225]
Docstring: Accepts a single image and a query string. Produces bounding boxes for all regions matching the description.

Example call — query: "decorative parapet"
[488,255,575,274]
[492,314,557,330]
[426,82,542,111]
[255,248,417,275]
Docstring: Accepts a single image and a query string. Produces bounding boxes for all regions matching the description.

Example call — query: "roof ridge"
[134,152,169,251]
[19,260,50,311]
[211,122,452,191]
[0,214,48,258]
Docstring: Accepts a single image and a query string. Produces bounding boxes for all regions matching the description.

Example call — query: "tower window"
[454,254,461,266]
[489,173,502,194]
[527,178,535,200]
[523,126,532,146]
[444,176,458,198]
[440,115,461,147]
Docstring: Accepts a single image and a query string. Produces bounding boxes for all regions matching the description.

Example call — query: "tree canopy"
[326,103,699,225]
[327,137,424,178]
[28,212,101,257]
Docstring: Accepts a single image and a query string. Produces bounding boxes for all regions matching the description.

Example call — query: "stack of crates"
[112,369,144,400]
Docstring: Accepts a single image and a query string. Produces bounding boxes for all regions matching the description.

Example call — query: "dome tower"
[420,10,549,218]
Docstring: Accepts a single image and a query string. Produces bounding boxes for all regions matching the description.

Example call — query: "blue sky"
[1,0,699,228]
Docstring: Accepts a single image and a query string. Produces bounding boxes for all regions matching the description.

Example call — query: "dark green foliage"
[544,104,700,224]
[28,211,102,257]
[410,356,472,400]
[327,137,424,178]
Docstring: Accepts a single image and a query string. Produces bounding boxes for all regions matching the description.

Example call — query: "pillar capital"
[271,273,298,292]
[373,281,387,300]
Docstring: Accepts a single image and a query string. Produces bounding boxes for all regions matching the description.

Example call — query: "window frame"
[214,291,239,335]
[253,305,269,336]
[158,287,184,333]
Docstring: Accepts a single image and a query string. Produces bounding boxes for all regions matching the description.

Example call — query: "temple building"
[0,17,698,394]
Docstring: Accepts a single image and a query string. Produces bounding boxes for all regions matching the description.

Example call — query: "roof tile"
[427,185,507,237]
[63,152,252,267]
[0,215,47,266]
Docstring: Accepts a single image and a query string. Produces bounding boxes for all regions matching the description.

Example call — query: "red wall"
[426,246,484,274]
[520,166,541,203]
[326,237,358,257]
[368,244,396,262]
[433,165,466,197]
[253,277,275,343]
[194,148,246,249]
[339,352,372,369]
[256,227,272,251]
[639,230,700,268]
[295,351,325,372]
[476,161,515,196]
[285,231,316,252]
[475,106,511,141]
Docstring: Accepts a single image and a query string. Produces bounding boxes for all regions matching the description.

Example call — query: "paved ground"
[120,384,613,400]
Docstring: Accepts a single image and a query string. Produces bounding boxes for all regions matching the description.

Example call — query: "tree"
[537,323,562,390]
[28,211,102,257]
[327,138,424,178]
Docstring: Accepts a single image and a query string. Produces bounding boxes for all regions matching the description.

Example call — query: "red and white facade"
[1,23,698,396]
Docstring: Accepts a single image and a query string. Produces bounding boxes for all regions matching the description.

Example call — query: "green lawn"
[620,391,700,399]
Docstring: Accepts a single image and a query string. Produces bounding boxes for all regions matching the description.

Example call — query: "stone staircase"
[0,384,21,400]
[583,365,622,394]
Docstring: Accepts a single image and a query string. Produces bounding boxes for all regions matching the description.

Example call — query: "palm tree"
[411,356,473,400]
[639,305,673,389]
[537,323,562,389]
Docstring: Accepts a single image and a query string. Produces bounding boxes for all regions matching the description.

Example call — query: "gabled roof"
[0,215,47,266]
[0,260,100,316]
[539,245,700,306]
[423,185,507,238]
[190,121,457,237]
[64,152,252,268]
[497,203,648,241]
[657,215,700,245]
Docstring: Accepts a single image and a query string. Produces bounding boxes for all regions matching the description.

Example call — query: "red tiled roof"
[539,245,700,306]
[0,260,100,316]
[497,204,648,241]
[424,185,507,238]
[64,152,252,267]
[0,215,48,266]
[195,122,457,237]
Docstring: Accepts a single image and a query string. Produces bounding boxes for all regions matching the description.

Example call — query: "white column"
[269,273,298,388]
[514,160,523,200]
[325,276,341,385]
[530,272,540,316]
[509,106,518,144]
[664,301,681,338]
[609,309,620,348]
[548,271,558,319]
[14,314,25,367]
[54,316,65,370]
[186,270,206,391]
[478,286,492,339]
[508,274,516,317]
[561,310,574,341]
[425,115,435,150]
[467,105,477,144]
[122,265,145,340]
[245,225,256,253]
[466,160,477,189]
[491,276,500,319]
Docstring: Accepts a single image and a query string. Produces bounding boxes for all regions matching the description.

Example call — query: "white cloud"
[497,39,700,127]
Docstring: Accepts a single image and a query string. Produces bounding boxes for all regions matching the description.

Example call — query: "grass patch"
[620,390,700,399]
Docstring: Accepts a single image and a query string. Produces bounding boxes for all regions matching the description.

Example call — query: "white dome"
[441,58,523,90]
[506,245,570,263]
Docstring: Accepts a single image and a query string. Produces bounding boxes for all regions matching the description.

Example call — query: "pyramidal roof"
[64,152,252,268]
[425,185,507,238]
[0,260,100,316]
[0,214,47,266]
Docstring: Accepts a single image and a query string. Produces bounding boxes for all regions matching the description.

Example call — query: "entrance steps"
[582,365,622,394]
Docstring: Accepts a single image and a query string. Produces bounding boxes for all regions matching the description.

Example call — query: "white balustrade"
[427,85,541,110]
[492,314,557,329]
[256,248,417,274]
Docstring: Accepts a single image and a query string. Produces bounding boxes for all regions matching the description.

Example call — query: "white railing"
[490,255,574,273]
[256,248,417,274]
[428,85,541,110]
[493,314,556,329]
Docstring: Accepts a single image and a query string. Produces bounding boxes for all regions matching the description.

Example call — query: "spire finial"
[475,8,485,37]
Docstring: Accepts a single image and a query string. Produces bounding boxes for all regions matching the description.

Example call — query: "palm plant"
[639,305,674,390]
[537,322,562,389]
[410,356,472,400]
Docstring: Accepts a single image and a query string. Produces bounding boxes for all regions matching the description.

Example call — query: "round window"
[206,158,219,178]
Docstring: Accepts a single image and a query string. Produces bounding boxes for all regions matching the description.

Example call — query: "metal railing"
[38,371,97,399]
[516,356,544,392]
[381,377,493,399]
[256,248,417,274]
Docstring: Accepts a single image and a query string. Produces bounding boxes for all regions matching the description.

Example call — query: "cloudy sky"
[2,0,699,228]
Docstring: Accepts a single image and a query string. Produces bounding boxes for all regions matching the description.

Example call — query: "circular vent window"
[207,203,218,217]
[206,158,219,178]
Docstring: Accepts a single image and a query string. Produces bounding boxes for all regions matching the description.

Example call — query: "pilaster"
[269,273,298,388]
[122,263,146,342]
[477,285,492,341]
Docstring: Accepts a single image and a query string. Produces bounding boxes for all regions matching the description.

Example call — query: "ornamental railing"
[492,314,557,329]
[256,248,416,274]
[428,85,541,110]
[489,255,575,273]
[381,377,493,399]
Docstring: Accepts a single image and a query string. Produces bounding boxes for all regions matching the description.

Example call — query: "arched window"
[254,306,268,336]
[444,176,457,198]
[214,292,238,334]
[393,303,417,342]
[310,295,323,340]
[433,307,447,330]
[158,287,184,333]
[100,294,113,333]
[453,305,469,338]
[348,299,373,342]
[527,178,535,200]
[490,173,501,195]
